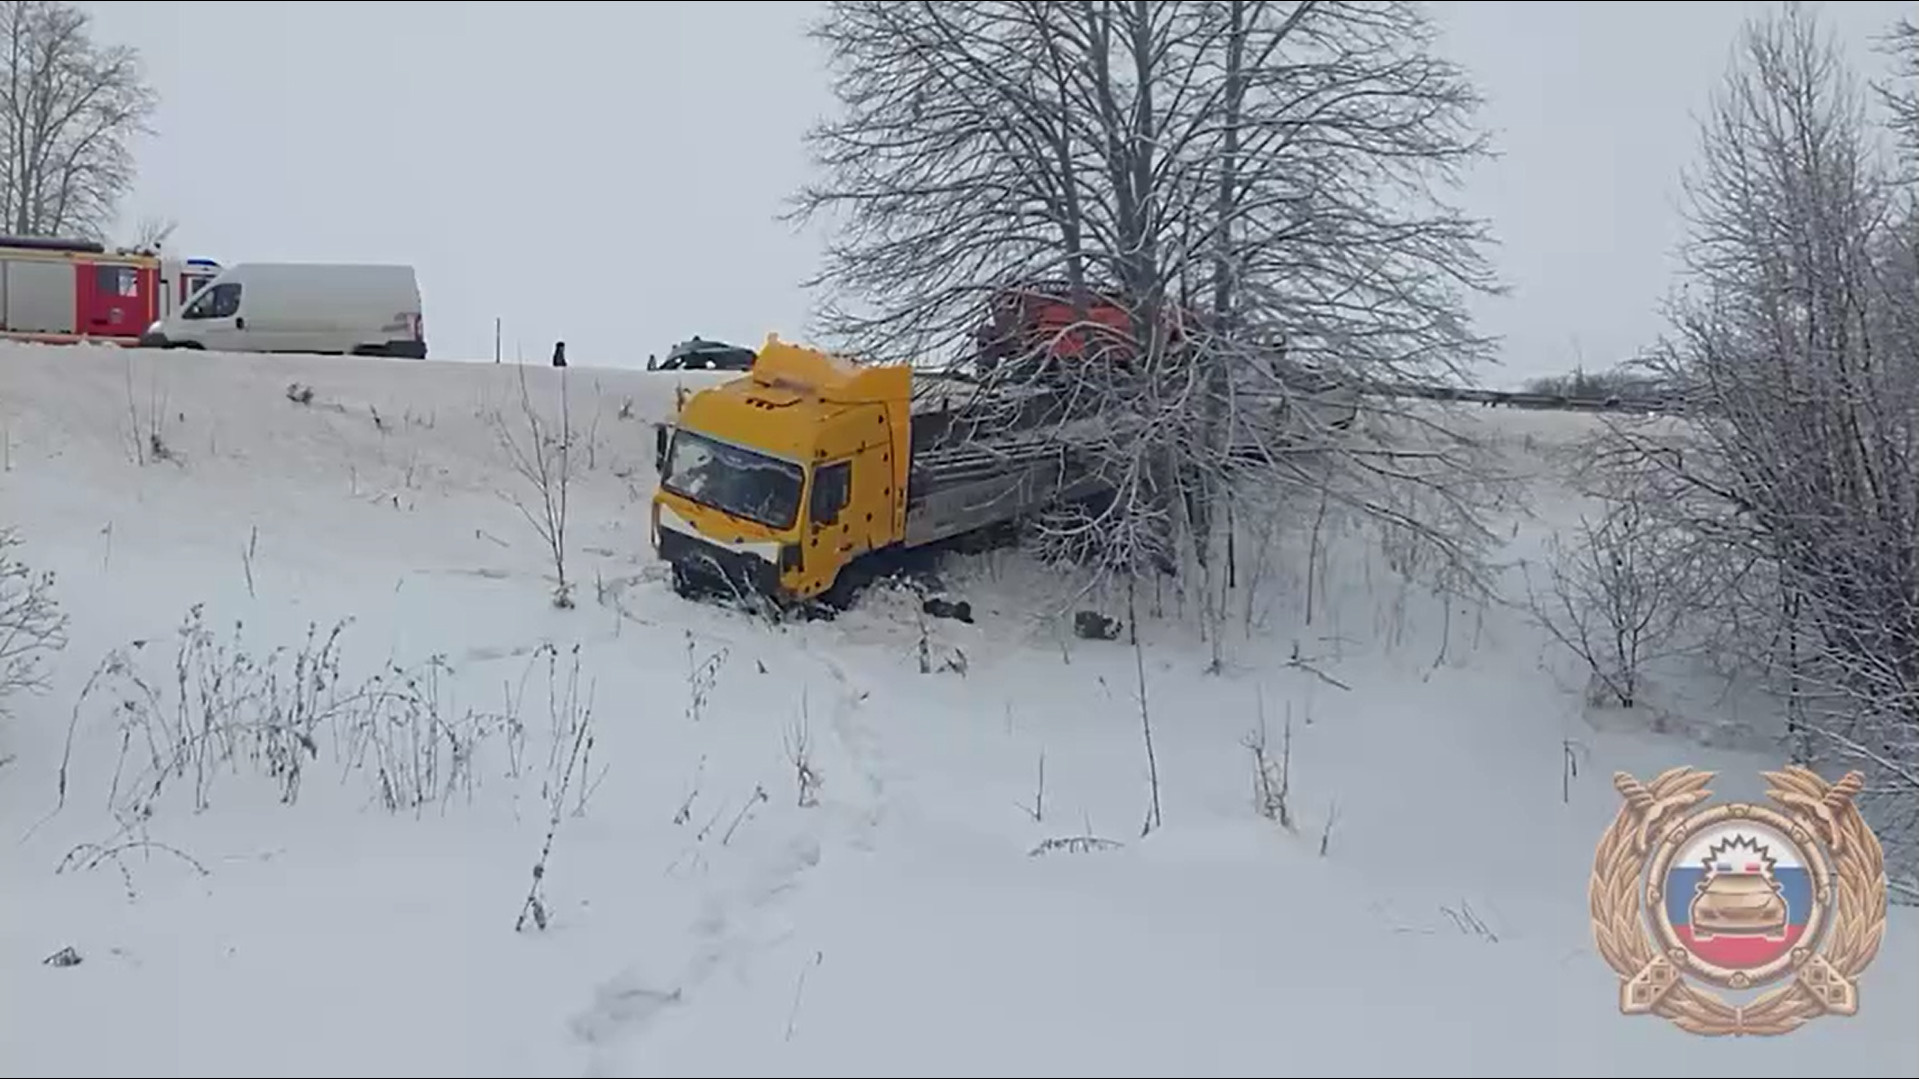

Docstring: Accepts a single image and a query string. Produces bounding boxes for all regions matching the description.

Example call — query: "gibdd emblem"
[1589,766,1888,1036]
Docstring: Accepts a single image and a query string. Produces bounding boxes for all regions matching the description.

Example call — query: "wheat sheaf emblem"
[1588,765,1888,1036]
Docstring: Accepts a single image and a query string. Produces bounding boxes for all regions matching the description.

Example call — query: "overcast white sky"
[88,1,1910,384]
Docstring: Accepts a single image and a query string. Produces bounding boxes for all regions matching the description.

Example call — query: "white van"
[139,262,427,359]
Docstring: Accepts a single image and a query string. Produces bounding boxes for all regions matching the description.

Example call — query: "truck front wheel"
[812,562,872,616]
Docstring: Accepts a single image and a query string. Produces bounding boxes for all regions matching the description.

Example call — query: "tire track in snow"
[568,634,887,1074]
[571,831,824,1075]
[807,643,888,850]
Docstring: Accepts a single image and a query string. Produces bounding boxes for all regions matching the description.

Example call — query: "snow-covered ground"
[0,344,1912,1077]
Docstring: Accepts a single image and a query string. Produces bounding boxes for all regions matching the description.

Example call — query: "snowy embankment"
[0,343,1912,1077]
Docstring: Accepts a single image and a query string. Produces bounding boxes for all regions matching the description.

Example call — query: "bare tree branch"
[128,212,175,252]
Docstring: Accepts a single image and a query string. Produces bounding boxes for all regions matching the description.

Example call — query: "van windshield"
[660,430,805,531]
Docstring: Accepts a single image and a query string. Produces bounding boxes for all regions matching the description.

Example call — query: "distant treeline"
[1520,365,1672,400]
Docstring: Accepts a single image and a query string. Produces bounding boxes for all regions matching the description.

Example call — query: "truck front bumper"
[658,528,783,601]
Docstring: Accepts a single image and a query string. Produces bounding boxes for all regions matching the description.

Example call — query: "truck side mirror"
[654,425,670,474]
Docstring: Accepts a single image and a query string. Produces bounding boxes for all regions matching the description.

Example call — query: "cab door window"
[96,265,139,298]
[184,282,241,320]
[810,461,851,526]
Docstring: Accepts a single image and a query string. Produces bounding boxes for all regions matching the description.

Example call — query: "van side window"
[810,461,851,526]
[184,282,241,320]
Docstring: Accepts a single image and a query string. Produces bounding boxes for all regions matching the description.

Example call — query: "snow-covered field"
[0,343,1912,1077]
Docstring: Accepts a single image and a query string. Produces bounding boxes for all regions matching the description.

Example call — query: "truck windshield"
[660,430,805,531]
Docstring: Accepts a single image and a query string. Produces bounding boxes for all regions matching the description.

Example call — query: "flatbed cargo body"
[906,378,1077,456]
[903,420,1111,549]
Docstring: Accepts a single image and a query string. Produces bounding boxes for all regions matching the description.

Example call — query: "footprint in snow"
[570,971,684,1045]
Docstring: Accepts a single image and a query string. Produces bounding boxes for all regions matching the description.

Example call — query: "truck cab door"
[176,282,245,349]
[84,265,152,340]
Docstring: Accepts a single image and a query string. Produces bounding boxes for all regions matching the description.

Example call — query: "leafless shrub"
[1129,582,1162,837]
[784,703,822,809]
[1028,834,1122,858]
[490,365,578,609]
[55,810,207,902]
[672,754,707,826]
[1318,799,1339,857]
[1244,693,1293,830]
[122,356,173,467]
[0,527,66,718]
[1016,748,1045,823]
[684,630,726,723]
[342,656,498,814]
[785,950,825,1042]
[516,643,598,932]
[62,605,515,819]
[1562,737,1590,804]
[1522,491,1712,709]
[239,526,259,599]
[1439,899,1499,942]
[721,783,770,846]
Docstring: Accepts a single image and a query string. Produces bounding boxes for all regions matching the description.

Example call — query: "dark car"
[650,337,756,372]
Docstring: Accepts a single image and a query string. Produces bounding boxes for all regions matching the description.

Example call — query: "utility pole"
[494,317,502,363]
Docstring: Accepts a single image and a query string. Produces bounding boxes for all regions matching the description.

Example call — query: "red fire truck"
[973,279,1195,378]
[0,235,221,347]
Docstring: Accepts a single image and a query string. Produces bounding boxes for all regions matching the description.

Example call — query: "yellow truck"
[650,334,1107,611]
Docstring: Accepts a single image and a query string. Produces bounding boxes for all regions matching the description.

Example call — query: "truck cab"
[652,335,912,605]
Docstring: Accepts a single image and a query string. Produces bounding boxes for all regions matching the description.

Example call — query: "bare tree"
[789,1,1507,615]
[0,0,157,240]
[1592,4,1919,894]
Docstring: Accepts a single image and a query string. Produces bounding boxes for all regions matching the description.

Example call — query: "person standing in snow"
[551,341,567,368]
